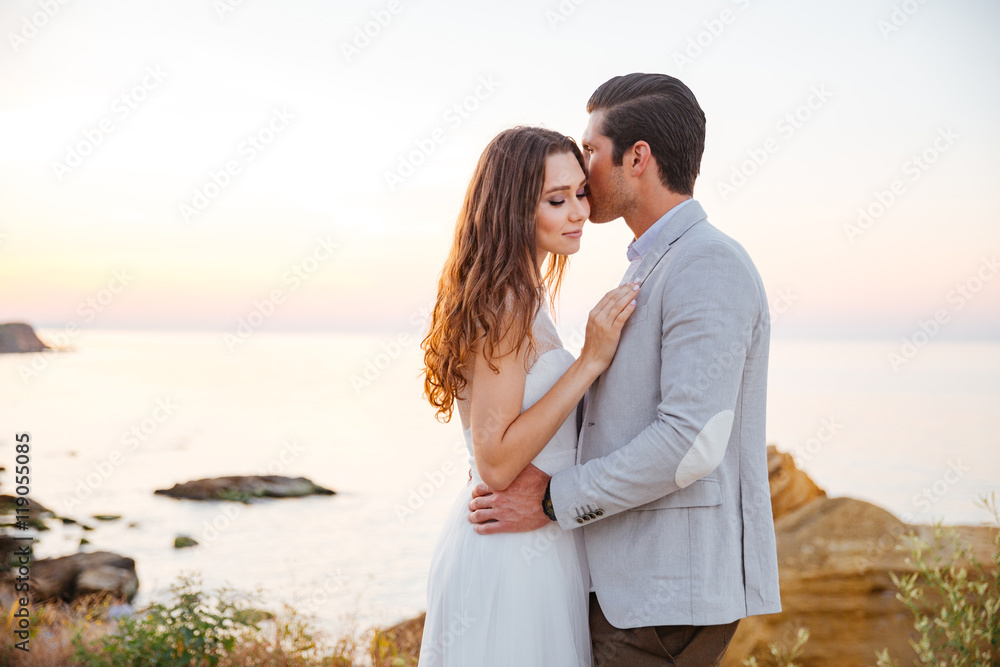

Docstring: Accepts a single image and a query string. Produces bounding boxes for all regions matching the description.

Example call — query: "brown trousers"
[590,593,740,666]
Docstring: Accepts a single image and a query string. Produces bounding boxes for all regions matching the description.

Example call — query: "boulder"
[0,494,55,531]
[376,612,426,662]
[76,564,139,600]
[174,535,198,549]
[154,475,336,501]
[0,322,50,354]
[767,444,826,520]
[722,491,996,666]
[0,550,139,603]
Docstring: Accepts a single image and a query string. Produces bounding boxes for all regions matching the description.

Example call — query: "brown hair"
[421,126,584,422]
[587,73,705,195]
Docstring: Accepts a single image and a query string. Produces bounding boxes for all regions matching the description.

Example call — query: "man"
[468,73,781,666]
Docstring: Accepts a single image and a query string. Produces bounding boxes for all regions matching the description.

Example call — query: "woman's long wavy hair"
[421,126,585,423]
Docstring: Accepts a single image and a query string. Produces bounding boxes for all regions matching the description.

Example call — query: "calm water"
[1,329,997,636]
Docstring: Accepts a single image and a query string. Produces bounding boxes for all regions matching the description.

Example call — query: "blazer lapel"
[629,200,708,286]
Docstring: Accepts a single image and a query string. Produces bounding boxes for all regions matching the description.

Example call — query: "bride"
[418,126,638,666]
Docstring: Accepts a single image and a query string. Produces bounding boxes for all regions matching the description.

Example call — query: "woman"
[418,126,638,666]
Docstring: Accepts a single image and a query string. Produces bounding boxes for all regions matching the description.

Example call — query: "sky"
[1,0,998,339]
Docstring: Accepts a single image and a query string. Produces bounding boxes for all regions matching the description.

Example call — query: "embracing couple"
[417,73,781,666]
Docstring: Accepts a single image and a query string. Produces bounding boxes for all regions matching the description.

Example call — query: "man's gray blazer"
[550,199,781,628]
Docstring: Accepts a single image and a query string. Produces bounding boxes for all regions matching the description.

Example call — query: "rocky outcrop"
[723,487,996,666]
[377,611,425,660]
[391,449,996,667]
[0,322,50,353]
[0,551,138,603]
[154,475,335,501]
[767,444,826,520]
[0,494,55,530]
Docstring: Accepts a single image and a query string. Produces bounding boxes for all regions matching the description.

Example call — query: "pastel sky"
[1,0,998,339]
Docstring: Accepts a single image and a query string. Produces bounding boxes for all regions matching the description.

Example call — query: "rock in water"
[0,494,55,531]
[0,322,50,354]
[0,551,139,603]
[174,535,198,549]
[154,475,336,501]
[76,565,139,599]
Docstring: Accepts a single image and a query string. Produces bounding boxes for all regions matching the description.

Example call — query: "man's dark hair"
[587,73,706,196]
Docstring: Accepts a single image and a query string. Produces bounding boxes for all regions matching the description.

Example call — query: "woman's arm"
[470,282,639,490]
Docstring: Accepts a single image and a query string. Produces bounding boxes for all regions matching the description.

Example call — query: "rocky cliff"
[0,322,50,354]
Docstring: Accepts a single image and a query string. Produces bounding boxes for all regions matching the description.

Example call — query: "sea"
[1,328,997,638]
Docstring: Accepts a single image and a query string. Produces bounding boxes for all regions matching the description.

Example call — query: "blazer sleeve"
[549,239,764,529]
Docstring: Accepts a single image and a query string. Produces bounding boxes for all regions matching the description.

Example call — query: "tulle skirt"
[418,481,591,667]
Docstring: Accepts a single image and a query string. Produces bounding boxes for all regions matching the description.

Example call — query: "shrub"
[875,493,999,667]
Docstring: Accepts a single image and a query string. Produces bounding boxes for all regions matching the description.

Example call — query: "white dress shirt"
[620,198,694,284]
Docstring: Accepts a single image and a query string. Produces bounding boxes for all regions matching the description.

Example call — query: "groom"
[468,73,781,665]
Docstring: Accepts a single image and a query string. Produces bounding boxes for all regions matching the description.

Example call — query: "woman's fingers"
[614,298,637,326]
[594,282,639,321]
[599,282,639,325]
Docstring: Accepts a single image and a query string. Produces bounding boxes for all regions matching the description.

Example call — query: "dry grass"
[0,587,114,666]
[0,584,421,667]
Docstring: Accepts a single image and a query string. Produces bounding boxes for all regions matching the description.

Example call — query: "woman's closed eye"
[548,187,587,206]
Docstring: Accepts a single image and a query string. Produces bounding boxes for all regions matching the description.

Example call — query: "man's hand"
[467,464,551,535]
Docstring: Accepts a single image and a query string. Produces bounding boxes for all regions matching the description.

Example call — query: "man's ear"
[626,141,654,178]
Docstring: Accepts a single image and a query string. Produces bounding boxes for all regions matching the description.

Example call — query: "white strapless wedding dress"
[418,310,591,666]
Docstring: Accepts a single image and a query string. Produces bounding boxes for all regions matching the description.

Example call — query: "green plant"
[743,627,810,667]
[71,574,262,666]
[876,493,1000,667]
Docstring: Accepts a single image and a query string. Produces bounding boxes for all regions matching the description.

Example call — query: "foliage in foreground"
[875,493,999,667]
[1,573,416,666]
[744,494,999,667]
[743,627,810,667]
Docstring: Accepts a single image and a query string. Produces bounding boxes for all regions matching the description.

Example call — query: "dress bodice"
[459,306,579,480]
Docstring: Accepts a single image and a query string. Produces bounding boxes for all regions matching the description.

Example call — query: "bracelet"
[542,480,557,522]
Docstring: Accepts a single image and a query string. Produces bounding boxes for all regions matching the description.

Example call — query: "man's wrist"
[542,480,557,522]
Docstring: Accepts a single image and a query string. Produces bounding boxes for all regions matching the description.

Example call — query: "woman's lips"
[563,230,582,238]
